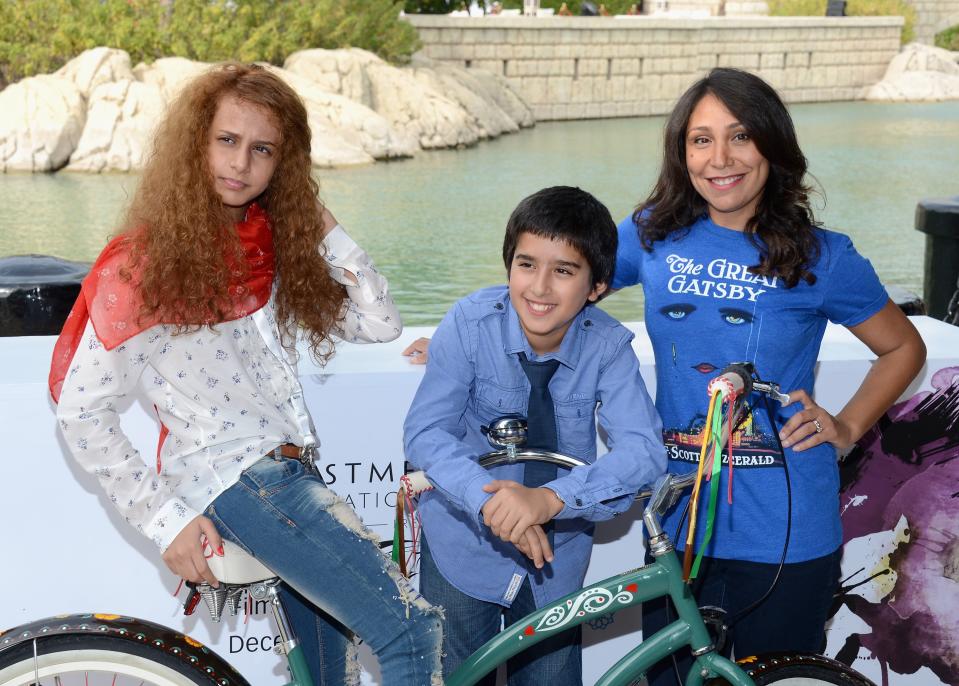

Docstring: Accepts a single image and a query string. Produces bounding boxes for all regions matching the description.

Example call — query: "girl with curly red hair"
[50,63,442,686]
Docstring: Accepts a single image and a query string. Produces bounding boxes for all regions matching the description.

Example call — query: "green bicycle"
[0,369,873,686]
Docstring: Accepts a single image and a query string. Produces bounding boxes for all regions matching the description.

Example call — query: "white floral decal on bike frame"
[518,582,638,639]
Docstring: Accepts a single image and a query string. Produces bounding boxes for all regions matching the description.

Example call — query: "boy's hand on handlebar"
[481,480,564,545]
[402,337,431,365]
[778,389,855,451]
[513,524,553,569]
[162,515,224,588]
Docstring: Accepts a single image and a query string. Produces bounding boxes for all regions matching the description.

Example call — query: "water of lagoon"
[2,100,958,326]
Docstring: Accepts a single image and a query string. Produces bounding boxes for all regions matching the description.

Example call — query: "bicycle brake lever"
[752,381,790,405]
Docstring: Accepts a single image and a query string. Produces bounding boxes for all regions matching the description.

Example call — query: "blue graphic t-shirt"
[614,213,888,563]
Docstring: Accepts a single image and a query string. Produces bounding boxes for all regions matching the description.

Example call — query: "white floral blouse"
[56,225,401,552]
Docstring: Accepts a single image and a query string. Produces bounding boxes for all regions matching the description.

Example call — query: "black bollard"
[0,255,89,337]
[915,196,959,320]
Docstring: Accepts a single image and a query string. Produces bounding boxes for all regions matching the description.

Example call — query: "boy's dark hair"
[503,186,617,287]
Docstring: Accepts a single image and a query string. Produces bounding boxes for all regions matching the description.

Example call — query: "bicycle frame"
[445,549,753,686]
[282,646,311,686]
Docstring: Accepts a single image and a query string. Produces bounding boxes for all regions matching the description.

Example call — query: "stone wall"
[406,15,904,120]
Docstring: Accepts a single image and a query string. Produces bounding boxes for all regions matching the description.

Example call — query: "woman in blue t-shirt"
[613,68,926,680]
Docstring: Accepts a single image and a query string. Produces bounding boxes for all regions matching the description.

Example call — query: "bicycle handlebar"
[403,448,689,553]
[404,365,788,544]
[477,449,590,471]
[479,449,693,536]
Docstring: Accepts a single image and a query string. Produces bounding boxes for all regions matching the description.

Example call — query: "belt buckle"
[299,444,319,475]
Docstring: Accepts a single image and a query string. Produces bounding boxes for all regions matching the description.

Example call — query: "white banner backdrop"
[1,318,956,685]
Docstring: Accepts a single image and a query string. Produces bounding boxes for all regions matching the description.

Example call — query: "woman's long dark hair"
[637,68,820,288]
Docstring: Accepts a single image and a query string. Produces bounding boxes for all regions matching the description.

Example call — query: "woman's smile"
[707,174,745,188]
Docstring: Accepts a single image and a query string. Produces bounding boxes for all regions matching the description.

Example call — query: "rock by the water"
[285,48,483,149]
[461,68,534,129]
[56,47,135,99]
[0,75,86,172]
[2,45,535,173]
[284,48,379,109]
[65,56,207,172]
[266,66,417,164]
[411,56,518,139]
[372,60,482,149]
[864,43,959,101]
[133,57,209,103]
[67,79,165,172]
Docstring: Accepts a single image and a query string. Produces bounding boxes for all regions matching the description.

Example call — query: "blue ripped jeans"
[205,455,443,686]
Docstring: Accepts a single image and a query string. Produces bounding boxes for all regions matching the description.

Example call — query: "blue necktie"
[517,352,560,550]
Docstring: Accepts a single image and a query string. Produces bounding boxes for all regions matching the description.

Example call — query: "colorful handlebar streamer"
[682,384,739,581]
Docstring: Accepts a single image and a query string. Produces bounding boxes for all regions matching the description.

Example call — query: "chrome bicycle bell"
[481,415,528,450]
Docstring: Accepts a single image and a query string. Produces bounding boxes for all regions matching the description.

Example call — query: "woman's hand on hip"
[162,515,224,587]
[778,388,855,452]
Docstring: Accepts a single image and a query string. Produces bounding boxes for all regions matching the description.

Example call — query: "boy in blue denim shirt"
[403,186,665,686]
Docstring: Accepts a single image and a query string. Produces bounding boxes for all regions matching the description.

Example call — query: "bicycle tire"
[0,615,250,686]
[737,653,875,686]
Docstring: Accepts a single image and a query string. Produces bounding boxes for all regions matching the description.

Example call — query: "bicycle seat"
[207,540,277,584]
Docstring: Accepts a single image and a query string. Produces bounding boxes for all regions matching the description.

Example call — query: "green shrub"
[768,0,915,43]
[767,0,824,14]
[0,0,162,88]
[0,0,418,88]
[847,0,916,43]
[935,23,959,50]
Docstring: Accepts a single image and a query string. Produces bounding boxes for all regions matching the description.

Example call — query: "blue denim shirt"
[403,286,665,608]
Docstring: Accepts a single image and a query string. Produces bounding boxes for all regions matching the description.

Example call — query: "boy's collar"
[502,293,590,370]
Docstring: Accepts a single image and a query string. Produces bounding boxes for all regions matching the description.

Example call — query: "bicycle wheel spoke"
[0,643,217,686]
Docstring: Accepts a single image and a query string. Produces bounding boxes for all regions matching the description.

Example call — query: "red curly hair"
[121,62,345,360]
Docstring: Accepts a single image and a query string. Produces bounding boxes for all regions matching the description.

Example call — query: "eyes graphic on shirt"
[719,308,754,326]
[660,303,696,321]
[659,303,755,326]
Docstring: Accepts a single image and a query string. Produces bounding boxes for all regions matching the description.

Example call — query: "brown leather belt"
[271,443,320,477]
[276,444,304,459]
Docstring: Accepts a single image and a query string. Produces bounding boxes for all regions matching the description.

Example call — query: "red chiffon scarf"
[49,204,275,402]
